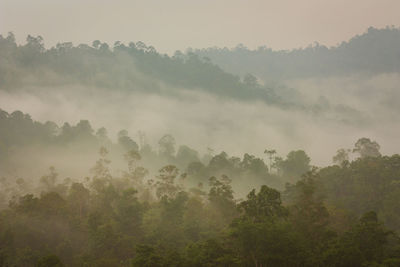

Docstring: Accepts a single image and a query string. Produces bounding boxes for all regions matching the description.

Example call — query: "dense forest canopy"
[1,25,400,266]
[1,28,400,166]
[1,109,400,266]
[0,108,400,266]
[0,32,279,105]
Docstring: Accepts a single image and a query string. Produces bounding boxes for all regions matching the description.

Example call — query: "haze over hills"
[1,10,400,265]
[1,26,400,167]
[193,26,400,82]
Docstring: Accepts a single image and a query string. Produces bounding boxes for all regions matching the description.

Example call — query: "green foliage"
[208,175,238,227]
[0,154,400,266]
[36,254,64,267]
[0,112,400,266]
[231,195,304,267]
[239,185,288,222]
[0,34,279,104]
[275,150,311,180]
[353,137,381,158]
[322,211,399,267]
[318,154,400,231]
[185,239,239,267]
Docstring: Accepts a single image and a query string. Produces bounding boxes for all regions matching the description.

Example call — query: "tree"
[208,175,237,226]
[354,211,394,263]
[353,137,381,158]
[323,211,398,266]
[185,239,239,266]
[39,192,67,217]
[26,35,45,53]
[96,127,111,145]
[158,134,176,158]
[124,150,148,187]
[68,182,90,220]
[118,130,139,151]
[333,148,351,166]
[243,73,259,88]
[239,185,288,222]
[75,120,94,139]
[230,185,303,267]
[264,149,276,172]
[114,188,143,238]
[287,170,334,260]
[208,152,234,174]
[90,147,112,194]
[155,165,182,199]
[92,40,101,49]
[241,154,268,176]
[176,145,200,167]
[36,254,64,267]
[40,166,58,192]
[277,150,311,181]
[132,245,162,267]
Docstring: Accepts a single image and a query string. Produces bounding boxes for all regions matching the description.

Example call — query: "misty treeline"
[0,32,280,106]
[0,108,302,200]
[1,110,400,266]
[193,26,400,82]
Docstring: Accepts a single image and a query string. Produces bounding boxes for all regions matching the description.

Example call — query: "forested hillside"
[1,109,400,266]
[2,0,400,265]
[0,33,279,105]
[1,24,400,267]
[3,30,400,168]
[193,26,400,82]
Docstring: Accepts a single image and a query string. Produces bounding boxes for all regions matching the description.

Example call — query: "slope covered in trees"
[2,30,400,167]
[193,26,400,82]
[1,148,400,266]
[1,26,400,266]
[1,109,400,266]
[0,108,308,197]
[0,33,279,105]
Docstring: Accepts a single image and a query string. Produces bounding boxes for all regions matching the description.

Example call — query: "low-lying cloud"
[1,72,399,171]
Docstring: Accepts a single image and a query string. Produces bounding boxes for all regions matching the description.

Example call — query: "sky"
[1,0,400,54]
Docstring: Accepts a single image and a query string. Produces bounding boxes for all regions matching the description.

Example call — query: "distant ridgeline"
[193,26,400,81]
[1,28,399,108]
[0,33,279,105]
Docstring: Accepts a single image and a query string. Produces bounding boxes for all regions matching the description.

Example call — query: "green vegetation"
[193,26,400,82]
[1,26,400,267]
[1,110,400,266]
[0,33,279,105]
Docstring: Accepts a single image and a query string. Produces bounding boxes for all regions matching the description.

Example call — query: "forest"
[0,32,279,106]
[0,109,400,266]
[1,20,400,266]
[193,26,400,82]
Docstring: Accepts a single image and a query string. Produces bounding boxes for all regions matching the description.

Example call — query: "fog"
[2,0,400,265]
[0,31,399,197]
[2,0,400,54]
[1,72,398,170]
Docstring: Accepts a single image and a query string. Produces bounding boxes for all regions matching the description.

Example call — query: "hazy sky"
[1,0,400,53]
